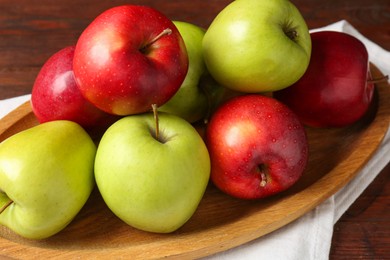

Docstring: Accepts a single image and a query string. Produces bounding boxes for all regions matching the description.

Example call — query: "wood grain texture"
[0,66,388,259]
[0,1,390,258]
[330,163,390,259]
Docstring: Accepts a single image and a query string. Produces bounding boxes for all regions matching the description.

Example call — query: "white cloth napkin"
[1,20,389,260]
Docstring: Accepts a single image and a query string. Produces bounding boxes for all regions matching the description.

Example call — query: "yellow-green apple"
[206,94,308,199]
[31,46,116,129]
[0,120,96,239]
[274,31,377,128]
[73,5,189,116]
[202,0,311,93]
[94,109,210,233]
[159,21,225,123]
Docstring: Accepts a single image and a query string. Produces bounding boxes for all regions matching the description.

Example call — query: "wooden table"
[1,0,389,259]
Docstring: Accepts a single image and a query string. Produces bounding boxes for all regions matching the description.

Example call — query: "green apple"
[94,109,210,233]
[159,21,225,123]
[0,120,96,239]
[202,0,312,93]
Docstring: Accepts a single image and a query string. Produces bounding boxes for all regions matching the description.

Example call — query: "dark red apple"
[73,5,189,116]
[206,94,308,200]
[31,46,115,128]
[273,31,375,128]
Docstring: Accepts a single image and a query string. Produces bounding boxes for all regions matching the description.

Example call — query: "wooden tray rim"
[0,66,389,259]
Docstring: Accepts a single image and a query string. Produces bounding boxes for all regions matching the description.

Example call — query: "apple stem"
[152,104,160,141]
[147,28,172,48]
[260,172,267,187]
[257,164,268,187]
[367,75,389,84]
[0,199,13,214]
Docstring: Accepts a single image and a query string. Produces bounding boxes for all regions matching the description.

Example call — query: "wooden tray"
[0,65,389,259]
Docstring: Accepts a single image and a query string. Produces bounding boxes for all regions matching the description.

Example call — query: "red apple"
[206,94,308,199]
[73,5,189,116]
[31,46,115,128]
[273,31,375,128]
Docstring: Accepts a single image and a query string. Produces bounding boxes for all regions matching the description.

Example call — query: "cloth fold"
[1,20,389,260]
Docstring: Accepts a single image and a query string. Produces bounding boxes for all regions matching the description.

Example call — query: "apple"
[0,120,96,239]
[159,21,225,123]
[94,106,210,233]
[273,31,377,128]
[206,94,308,199]
[31,46,116,129]
[73,5,189,116]
[202,0,311,93]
